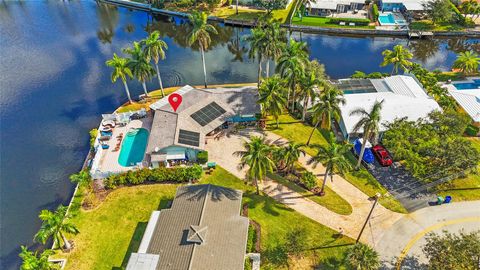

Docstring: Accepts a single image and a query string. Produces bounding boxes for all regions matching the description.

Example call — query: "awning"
[166,150,186,160]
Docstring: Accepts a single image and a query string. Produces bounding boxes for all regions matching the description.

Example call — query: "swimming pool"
[118,128,149,167]
[453,79,480,90]
[379,14,395,25]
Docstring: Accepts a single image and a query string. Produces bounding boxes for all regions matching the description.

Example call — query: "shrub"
[89,129,98,149]
[465,125,480,136]
[329,17,371,26]
[372,3,379,22]
[300,171,317,190]
[284,227,308,257]
[197,151,208,164]
[246,224,257,253]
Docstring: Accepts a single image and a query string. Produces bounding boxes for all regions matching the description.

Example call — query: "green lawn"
[210,0,296,23]
[292,16,375,29]
[267,114,408,213]
[409,20,467,31]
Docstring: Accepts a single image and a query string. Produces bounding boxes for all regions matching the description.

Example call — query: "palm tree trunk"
[319,167,329,196]
[302,96,308,121]
[236,0,239,14]
[61,232,72,250]
[266,60,270,78]
[200,45,208,88]
[306,121,320,145]
[142,81,149,96]
[155,63,165,97]
[254,177,260,195]
[257,55,263,87]
[276,116,279,128]
[356,130,370,170]
[122,80,133,103]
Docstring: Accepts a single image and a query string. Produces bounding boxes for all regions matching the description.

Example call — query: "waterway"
[0,1,478,269]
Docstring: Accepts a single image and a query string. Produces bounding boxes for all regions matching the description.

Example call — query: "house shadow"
[112,222,148,270]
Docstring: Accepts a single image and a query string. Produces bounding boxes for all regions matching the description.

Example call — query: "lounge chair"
[340,22,346,26]
[349,22,355,26]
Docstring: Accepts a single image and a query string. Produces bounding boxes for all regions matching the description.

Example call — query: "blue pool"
[379,14,395,25]
[118,128,149,167]
[453,79,480,90]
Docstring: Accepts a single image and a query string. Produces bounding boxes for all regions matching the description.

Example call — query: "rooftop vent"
[187,225,208,244]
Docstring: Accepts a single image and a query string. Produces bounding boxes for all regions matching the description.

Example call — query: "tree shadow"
[112,222,148,270]
[175,184,242,203]
[244,191,294,217]
[315,256,345,270]
[263,244,288,268]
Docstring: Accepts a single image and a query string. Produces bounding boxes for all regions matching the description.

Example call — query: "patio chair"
[340,22,346,26]
[349,22,355,26]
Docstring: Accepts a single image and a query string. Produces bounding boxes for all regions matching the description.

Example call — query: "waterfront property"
[126,184,250,270]
[306,0,366,17]
[146,85,259,168]
[333,75,441,138]
[378,0,425,13]
[442,78,480,124]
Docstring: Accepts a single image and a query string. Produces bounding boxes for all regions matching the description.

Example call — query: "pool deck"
[92,117,152,178]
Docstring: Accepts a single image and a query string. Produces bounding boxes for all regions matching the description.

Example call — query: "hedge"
[104,165,203,189]
[197,151,208,164]
[465,125,479,137]
[329,17,371,26]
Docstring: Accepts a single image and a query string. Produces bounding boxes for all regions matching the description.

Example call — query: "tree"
[257,75,287,127]
[453,51,480,75]
[299,68,321,121]
[263,22,287,77]
[253,0,288,15]
[105,53,134,103]
[350,100,384,170]
[345,243,380,270]
[34,205,79,250]
[123,41,155,97]
[284,227,308,257]
[187,11,218,89]
[460,0,480,21]
[300,171,317,190]
[307,85,345,145]
[423,0,455,24]
[276,39,309,111]
[70,170,94,205]
[308,132,352,196]
[246,26,268,86]
[19,246,59,270]
[423,230,480,270]
[141,30,168,97]
[380,45,413,75]
[234,136,276,194]
[275,141,306,174]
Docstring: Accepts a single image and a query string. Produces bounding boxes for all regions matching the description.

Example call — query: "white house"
[442,79,480,123]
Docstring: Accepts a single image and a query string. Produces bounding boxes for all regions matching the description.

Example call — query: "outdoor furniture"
[436,196,444,205]
[349,23,355,26]
[444,196,452,203]
[101,144,109,149]
[207,162,216,169]
[340,22,346,26]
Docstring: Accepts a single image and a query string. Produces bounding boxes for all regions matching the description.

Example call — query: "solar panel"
[190,102,226,127]
[178,129,200,147]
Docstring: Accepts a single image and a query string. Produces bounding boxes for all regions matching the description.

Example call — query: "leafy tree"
[380,45,413,75]
[34,205,79,250]
[234,136,275,194]
[105,53,134,103]
[257,75,287,127]
[300,171,317,190]
[350,100,384,170]
[308,132,352,196]
[19,246,59,270]
[284,227,308,257]
[453,50,480,75]
[423,0,455,24]
[141,30,168,97]
[307,85,345,145]
[345,243,380,270]
[253,0,288,15]
[187,11,218,88]
[423,230,480,270]
[123,41,155,97]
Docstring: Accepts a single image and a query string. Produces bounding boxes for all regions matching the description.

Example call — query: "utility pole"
[356,193,381,243]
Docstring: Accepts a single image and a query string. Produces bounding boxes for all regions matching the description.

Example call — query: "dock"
[408,31,434,39]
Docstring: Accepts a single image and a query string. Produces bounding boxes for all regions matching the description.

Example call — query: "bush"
[465,125,480,136]
[104,165,203,189]
[246,224,257,253]
[329,17,371,26]
[372,3,379,22]
[197,151,208,164]
[89,129,98,150]
[301,171,317,190]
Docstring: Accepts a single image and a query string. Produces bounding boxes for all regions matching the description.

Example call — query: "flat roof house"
[146,85,259,167]
[126,184,250,270]
[307,0,366,16]
[379,0,425,12]
[334,75,441,138]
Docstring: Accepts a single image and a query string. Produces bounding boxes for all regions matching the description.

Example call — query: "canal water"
[0,1,478,268]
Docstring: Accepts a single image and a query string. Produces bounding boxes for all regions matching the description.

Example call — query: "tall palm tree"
[234,136,275,194]
[276,39,309,111]
[70,170,93,200]
[350,100,384,170]
[105,53,134,103]
[34,205,79,250]
[19,246,59,270]
[345,244,381,270]
[299,69,320,121]
[142,30,168,97]
[308,132,352,196]
[257,75,287,127]
[264,22,287,77]
[380,45,413,75]
[307,85,345,145]
[246,26,268,86]
[453,51,480,75]
[187,11,218,88]
[279,142,306,174]
[123,41,155,97]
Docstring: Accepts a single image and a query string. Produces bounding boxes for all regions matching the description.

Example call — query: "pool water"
[379,14,395,25]
[118,128,149,167]
[453,79,480,90]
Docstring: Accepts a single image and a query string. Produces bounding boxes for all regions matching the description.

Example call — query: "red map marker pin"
[168,93,182,112]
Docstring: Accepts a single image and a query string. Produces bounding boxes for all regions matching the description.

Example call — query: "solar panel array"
[178,129,200,147]
[190,102,226,127]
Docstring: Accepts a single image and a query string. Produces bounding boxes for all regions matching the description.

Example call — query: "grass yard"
[409,20,467,31]
[266,114,407,213]
[211,0,296,23]
[292,16,375,29]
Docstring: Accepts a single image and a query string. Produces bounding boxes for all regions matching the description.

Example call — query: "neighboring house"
[146,85,259,167]
[378,0,425,12]
[442,79,480,124]
[126,184,250,270]
[307,0,366,16]
[333,75,441,138]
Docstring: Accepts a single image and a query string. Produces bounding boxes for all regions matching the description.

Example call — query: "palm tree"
[308,132,352,196]
[345,244,381,270]
[123,41,155,97]
[70,170,93,200]
[257,75,287,127]
[307,85,345,145]
[246,26,268,86]
[276,39,309,111]
[380,45,413,75]
[350,100,384,170]
[142,30,168,97]
[234,136,275,194]
[299,69,320,121]
[105,53,134,103]
[19,246,59,270]
[34,205,79,250]
[453,51,480,75]
[187,11,218,88]
[280,142,306,174]
[264,22,286,77]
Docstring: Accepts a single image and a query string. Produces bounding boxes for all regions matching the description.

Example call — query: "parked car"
[372,145,393,167]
